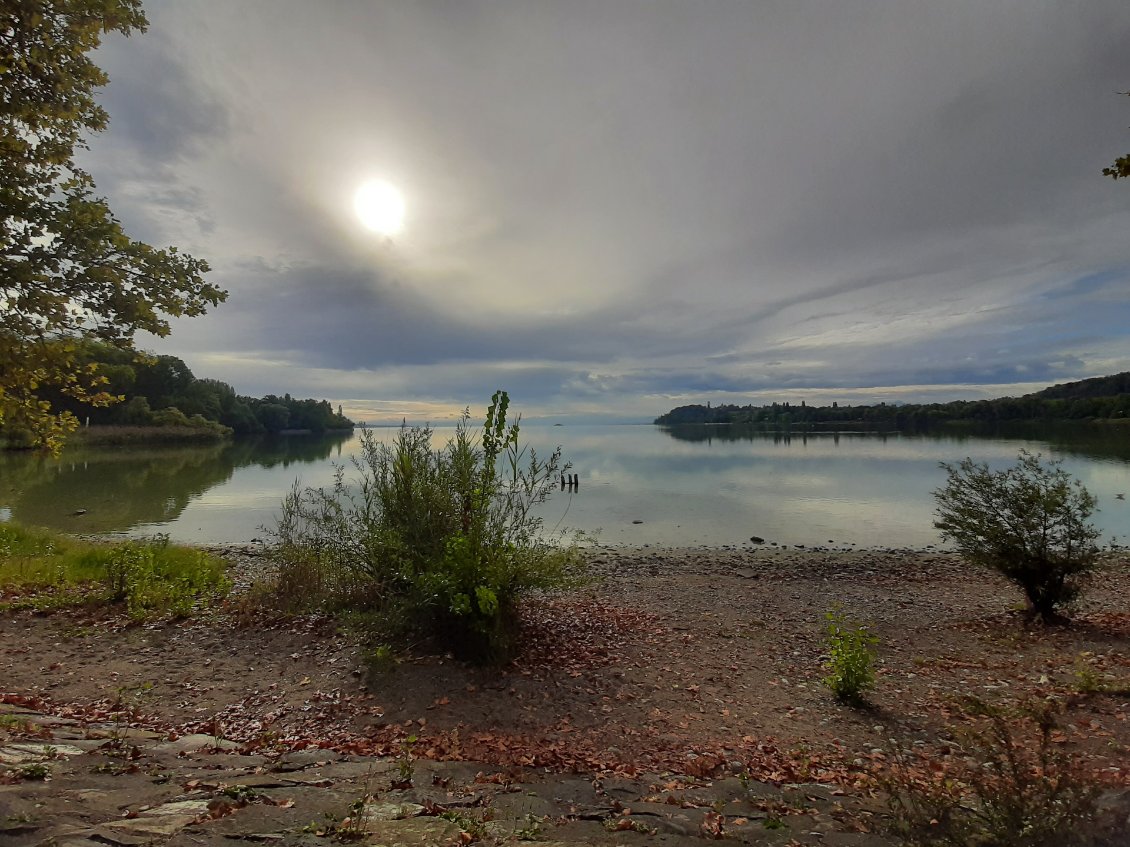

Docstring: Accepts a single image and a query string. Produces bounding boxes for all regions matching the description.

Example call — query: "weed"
[363,643,398,673]
[881,697,1103,847]
[105,681,153,750]
[440,810,490,840]
[220,784,261,804]
[823,605,878,704]
[1074,654,1130,697]
[762,814,785,830]
[392,734,417,788]
[603,816,657,835]
[514,813,546,841]
[0,714,43,738]
[90,762,137,775]
[16,762,50,780]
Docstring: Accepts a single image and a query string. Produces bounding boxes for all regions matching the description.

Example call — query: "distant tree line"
[655,372,1130,428]
[19,341,354,437]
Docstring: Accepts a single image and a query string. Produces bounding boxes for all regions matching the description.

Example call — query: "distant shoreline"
[2,425,357,451]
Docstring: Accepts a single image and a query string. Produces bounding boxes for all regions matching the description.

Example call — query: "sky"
[83,0,1130,424]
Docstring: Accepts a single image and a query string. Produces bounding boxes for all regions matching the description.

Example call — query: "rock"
[0,742,86,764]
[160,733,242,753]
[357,801,425,821]
[352,816,462,843]
[750,536,765,543]
[632,519,644,524]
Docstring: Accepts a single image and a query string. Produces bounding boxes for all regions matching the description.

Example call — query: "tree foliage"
[1103,90,1130,180]
[0,0,225,450]
[933,450,1100,621]
[655,371,1130,429]
[4,339,353,442]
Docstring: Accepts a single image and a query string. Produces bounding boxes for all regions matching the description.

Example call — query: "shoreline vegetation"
[655,370,1130,428]
[0,340,354,450]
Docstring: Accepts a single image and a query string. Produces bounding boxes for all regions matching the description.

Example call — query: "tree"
[0,0,226,450]
[1103,91,1130,180]
[933,450,1100,622]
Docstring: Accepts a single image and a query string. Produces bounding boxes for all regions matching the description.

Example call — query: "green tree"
[0,0,225,451]
[933,450,1100,622]
[1104,90,1130,180]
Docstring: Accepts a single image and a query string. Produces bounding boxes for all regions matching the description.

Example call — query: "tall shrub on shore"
[272,391,582,662]
[933,450,1100,622]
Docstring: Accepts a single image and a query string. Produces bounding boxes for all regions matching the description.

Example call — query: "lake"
[3,423,1130,549]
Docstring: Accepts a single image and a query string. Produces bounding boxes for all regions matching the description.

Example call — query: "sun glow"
[354,179,405,235]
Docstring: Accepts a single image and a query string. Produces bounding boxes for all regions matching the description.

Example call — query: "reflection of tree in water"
[230,432,352,469]
[0,433,351,534]
[658,422,1130,463]
[658,424,895,446]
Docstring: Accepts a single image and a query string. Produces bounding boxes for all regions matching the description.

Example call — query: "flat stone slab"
[159,733,243,753]
[359,817,463,846]
[0,742,86,763]
[357,801,426,822]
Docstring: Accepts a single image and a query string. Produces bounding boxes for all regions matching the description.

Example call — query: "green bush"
[823,606,878,705]
[272,391,583,662]
[934,450,1100,622]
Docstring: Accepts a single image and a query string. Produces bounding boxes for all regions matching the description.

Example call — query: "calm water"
[3,423,1130,549]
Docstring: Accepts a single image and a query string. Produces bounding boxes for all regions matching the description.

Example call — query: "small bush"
[882,698,1105,847]
[823,606,878,704]
[271,391,583,663]
[934,450,1100,622]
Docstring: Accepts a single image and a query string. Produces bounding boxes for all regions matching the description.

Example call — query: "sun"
[354,179,405,236]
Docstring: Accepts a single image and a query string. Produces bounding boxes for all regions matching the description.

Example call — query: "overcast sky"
[84,0,1130,423]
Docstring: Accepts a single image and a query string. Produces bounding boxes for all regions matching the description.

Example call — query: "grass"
[0,522,230,620]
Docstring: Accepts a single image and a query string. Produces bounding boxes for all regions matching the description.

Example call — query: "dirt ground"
[2,545,1129,785]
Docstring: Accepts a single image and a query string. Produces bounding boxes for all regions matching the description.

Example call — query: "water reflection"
[2,425,1129,549]
[659,422,1130,463]
[0,433,351,535]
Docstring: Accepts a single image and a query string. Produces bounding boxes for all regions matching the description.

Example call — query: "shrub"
[882,698,1104,847]
[271,391,583,663]
[933,450,1100,622]
[823,606,878,704]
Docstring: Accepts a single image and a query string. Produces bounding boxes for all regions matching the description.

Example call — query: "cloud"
[91,0,1130,420]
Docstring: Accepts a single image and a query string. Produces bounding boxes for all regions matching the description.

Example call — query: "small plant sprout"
[392,734,417,788]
